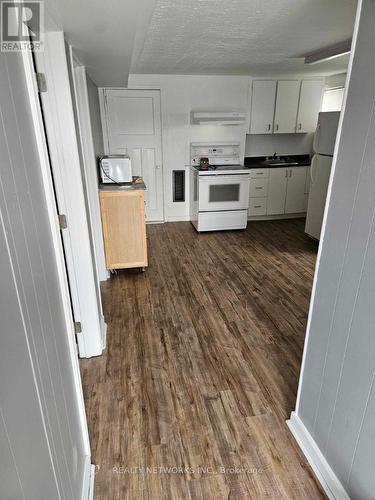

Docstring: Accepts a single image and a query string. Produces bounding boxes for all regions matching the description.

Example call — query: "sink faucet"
[273,152,277,159]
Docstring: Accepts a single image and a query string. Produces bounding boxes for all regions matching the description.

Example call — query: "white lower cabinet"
[267,168,288,215]
[249,177,269,198]
[248,197,267,216]
[248,166,309,218]
[248,168,269,216]
[285,167,308,214]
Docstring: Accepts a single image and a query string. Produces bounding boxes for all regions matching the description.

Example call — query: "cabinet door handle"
[255,186,262,190]
[267,123,271,131]
[275,124,279,131]
[289,169,292,177]
[298,123,302,131]
[254,205,262,208]
[285,169,288,178]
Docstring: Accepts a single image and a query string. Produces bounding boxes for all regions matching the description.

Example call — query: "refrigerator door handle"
[310,155,318,184]
[313,122,321,153]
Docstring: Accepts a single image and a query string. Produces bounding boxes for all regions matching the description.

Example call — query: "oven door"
[198,173,250,212]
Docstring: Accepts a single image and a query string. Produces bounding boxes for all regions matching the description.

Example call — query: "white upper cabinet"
[249,78,324,135]
[250,80,276,134]
[273,80,300,134]
[296,80,324,133]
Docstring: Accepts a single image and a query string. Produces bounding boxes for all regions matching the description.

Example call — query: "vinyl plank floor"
[80,219,326,499]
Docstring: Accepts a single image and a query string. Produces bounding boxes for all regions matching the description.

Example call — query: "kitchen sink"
[261,159,299,166]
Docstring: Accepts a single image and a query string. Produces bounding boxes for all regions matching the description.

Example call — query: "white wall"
[87,74,105,162]
[293,1,375,497]
[84,71,108,281]
[127,74,251,221]
[101,74,327,221]
[245,133,314,157]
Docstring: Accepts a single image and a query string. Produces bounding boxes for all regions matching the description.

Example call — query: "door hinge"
[74,321,82,334]
[58,214,68,229]
[36,72,47,93]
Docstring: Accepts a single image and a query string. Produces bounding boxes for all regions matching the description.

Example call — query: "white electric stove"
[189,142,250,232]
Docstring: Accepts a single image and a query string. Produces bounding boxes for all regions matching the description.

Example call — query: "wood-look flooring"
[80,219,325,499]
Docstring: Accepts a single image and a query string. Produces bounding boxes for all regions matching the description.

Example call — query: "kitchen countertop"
[99,176,147,191]
[244,154,311,169]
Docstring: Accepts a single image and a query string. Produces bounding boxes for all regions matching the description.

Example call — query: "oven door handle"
[199,174,250,184]
[199,172,250,179]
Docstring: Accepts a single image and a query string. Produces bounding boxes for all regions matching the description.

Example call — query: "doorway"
[101,89,164,222]
[33,32,106,358]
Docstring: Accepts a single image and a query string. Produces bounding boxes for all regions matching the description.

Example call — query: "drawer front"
[249,178,269,198]
[249,168,269,179]
[248,197,267,216]
[198,210,248,231]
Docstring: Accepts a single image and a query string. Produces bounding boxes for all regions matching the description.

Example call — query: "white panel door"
[296,80,324,133]
[0,46,89,499]
[250,80,276,134]
[267,168,288,215]
[104,89,164,222]
[274,81,300,133]
[285,167,308,213]
[35,33,104,358]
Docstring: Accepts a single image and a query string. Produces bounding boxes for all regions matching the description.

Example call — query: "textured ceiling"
[45,0,357,85]
[132,0,357,76]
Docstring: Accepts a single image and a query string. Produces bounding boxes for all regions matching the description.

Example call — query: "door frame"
[99,87,165,222]
[69,53,108,283]
[21,40,93,500]
[35,31,106,358]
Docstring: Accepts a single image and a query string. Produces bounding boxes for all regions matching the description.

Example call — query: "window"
[322,88,344,112]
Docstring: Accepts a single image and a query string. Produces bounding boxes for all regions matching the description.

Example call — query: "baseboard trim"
[88,464,95,500]
[100,315,107,351]
[287,412,350,500]
[248,213,306,221]
[81,456,94,500]
[164,215,191,222]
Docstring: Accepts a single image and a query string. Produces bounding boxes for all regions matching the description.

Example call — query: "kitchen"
[84,72,343,499]
[7,0,371,499]
[97,77,340,269]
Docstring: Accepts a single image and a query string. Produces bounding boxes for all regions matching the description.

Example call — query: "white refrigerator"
[305,111,340,240]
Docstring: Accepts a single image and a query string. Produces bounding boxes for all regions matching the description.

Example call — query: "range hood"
[191,111,246,126]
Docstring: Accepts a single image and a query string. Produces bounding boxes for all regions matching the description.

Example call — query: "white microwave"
[99,155,132,184]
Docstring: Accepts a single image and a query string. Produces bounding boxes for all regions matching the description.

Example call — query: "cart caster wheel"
[141,267,146,272]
